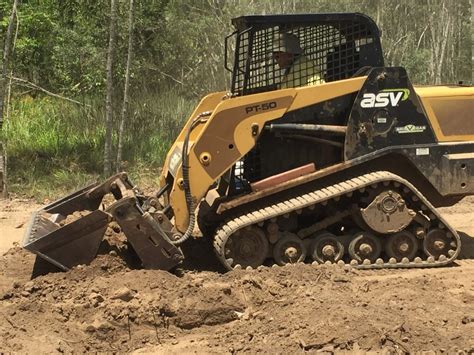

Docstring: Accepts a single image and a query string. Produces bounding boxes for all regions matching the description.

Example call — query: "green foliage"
[1,97,102,197]
[1,87,194,198]
[123,88,195,165]
[2,0,471,93]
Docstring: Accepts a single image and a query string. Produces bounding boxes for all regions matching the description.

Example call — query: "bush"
[1,88,196,199]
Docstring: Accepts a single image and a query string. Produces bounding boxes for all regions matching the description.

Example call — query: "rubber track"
[213,171,462,270]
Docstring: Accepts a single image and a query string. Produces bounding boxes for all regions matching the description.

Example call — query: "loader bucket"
[22,183,110,271]
[22,173,184,272]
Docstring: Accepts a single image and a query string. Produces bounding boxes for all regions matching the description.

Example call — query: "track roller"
[348,231,381,263]
[273,232,306,266]
[225,226,269,269]
[310,232,344,264]
[423,229,453,259]
[385,230,419,261]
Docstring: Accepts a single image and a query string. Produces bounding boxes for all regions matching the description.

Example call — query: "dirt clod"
[110,287,134,302]
[58,210,91,226]
[461,315,474,324]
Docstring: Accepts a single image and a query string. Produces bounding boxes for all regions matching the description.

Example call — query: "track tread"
[213,171,461,271]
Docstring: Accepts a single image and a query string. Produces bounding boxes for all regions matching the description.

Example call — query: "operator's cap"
[272,32,303,54]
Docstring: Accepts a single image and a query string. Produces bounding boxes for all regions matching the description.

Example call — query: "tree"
[104,0,117,176]
[0,0,18,126]
[428,0,454,84]
[0,0,19,197]
[116,0,134,172]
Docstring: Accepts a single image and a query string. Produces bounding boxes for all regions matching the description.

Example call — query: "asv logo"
[360,89,410,108]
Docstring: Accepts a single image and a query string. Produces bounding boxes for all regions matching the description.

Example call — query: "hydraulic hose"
[172,111,212,245]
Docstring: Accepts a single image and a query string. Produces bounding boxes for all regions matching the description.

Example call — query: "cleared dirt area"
[0,196,473,353]
[0,198,42,255]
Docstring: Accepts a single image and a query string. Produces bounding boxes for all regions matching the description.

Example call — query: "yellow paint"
[415,86,474,142]
[289,76,366,111]
[161,91,227,180]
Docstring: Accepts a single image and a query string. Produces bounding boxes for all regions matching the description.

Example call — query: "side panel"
[415,86,474,142]
[345,67,437,160]
[440,152,474,194]
[392,143,474,196]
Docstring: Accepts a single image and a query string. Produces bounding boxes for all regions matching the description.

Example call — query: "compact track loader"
[24,13,474,271]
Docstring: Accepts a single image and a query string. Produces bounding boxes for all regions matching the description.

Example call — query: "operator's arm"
[300,57,324,86]
[280,56,324,89]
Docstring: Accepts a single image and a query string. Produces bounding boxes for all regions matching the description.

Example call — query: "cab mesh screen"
[231,21,374,96]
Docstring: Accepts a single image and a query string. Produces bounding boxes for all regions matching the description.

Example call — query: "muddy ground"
[0,196,473,354]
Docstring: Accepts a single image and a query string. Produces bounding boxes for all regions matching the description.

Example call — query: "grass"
[1,88,196,200]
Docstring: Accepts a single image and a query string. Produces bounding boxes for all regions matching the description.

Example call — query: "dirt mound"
[1,245,473,353]
[1,196,473,353]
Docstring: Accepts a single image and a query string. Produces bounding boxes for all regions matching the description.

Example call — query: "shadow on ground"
[458,232,474,259]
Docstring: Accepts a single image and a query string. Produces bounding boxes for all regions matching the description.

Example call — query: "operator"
[272,32,323,89]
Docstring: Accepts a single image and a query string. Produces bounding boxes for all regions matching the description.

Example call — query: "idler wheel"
[273,232,306,266]
[385,230,418,261]
[423,228,452,259]
[310,232,344,264]
[348,231,382,263]
[225,226,269,268]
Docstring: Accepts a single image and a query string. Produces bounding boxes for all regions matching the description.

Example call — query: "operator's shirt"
[279,55,323,89]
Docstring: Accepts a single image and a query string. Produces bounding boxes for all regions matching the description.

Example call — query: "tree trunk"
[0,0,18,128]
[435,2,452,84]
[0,0,19,198]
[104,0,117,176]
[6,16,21,122]
[116,0,134,173]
